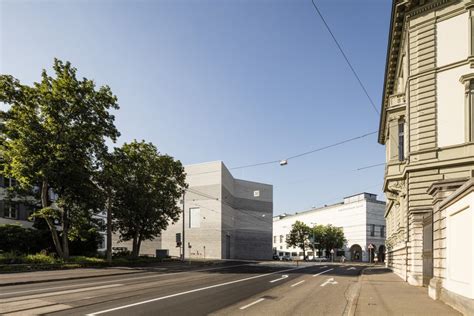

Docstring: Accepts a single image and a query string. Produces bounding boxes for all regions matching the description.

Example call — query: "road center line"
[291,280,305,287]
[239,298,265,310]
[86,265,310,315]
[312,268,333,277]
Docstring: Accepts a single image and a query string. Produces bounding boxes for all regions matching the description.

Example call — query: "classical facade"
[114,161,274,260]
[379,1,474,313]
[273,193,385,262]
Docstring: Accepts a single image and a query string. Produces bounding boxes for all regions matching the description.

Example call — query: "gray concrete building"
[114,161,274,260]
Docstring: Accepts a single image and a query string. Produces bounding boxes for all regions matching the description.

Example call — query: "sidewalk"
[354,267,461,315]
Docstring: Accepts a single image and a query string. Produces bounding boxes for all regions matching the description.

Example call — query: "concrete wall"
[228,178,273,260]
[161,161,223,259]
[159,161,273,260]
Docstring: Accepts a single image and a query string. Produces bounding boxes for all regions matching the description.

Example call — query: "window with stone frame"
[2,202,18,219]
[398,119,405,161]
[466,79,474,142]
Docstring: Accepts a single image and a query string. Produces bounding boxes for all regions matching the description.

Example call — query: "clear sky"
[0,0,392,215]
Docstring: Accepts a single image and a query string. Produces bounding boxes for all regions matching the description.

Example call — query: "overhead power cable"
[285,130,377,160]
[310,0,380,115]
[188,130,378,176]
[356,162,386,171]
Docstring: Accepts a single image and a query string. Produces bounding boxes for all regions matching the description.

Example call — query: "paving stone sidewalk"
[355,267,461,315]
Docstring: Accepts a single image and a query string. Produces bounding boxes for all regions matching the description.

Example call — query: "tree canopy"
[310,224,346,257]
[0,59,119,258]
[286,221,311,258]
[107,140,187,257]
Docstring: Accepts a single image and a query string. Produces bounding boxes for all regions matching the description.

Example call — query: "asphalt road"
[0,262,366,316]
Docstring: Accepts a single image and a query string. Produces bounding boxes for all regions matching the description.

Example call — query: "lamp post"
[181,190,185,262]
[310,222,319,261]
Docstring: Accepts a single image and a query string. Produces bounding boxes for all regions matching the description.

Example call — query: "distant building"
[273,193,385,262]
[0,176,37,229]
[113,161,274,260]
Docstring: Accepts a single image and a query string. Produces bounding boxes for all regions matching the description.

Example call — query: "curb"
[344,266,369,316]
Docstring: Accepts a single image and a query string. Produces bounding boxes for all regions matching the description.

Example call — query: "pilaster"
[427,178,466,299]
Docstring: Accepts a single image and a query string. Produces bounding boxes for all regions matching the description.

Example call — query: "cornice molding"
[407,0,455,18]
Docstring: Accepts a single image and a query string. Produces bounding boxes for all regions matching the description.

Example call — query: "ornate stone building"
[379,0,474,314]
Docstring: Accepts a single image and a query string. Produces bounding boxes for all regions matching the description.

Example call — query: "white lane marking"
[269,274,288,283]
[348,267,356,270]
[0,284,123,304]
[86,265,310,315]
[312,268,333,277]
[239,298,265,310]
[291,280,305,287]
[0,264,250,297]
[320,278,338,287]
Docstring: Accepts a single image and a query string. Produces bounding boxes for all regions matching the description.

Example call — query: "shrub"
[69,227,102,257]
[24,253,57,264]
[67,256,105,264]
[0,224,53,254]
[0,252,23,264]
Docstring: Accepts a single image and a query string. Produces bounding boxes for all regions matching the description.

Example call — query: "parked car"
[272,254,281,260]
[314,256,328,262]
[282,254,292,261]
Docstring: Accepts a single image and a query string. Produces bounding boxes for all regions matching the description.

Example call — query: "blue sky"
[0,0,392,215]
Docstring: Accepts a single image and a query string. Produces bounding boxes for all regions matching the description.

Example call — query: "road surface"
[0,262,365,315]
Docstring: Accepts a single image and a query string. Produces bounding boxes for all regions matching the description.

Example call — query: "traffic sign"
[368,244,374,249]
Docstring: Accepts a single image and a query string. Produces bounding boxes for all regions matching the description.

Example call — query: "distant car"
[282,254,292,261]
[314,257,328,262]
[272,254,281,260]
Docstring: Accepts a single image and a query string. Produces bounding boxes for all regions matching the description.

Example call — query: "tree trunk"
[44,217,63,258]
[131,230,140,257]
[106,197,112,264]
[137,237,142,258]
[61,209,69,259]
[41,180,63,258]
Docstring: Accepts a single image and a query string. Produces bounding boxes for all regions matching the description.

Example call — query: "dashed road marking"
[239,298,265,310]
[290,280,305,287]
[312,268,334,277]
[269,275,289,283]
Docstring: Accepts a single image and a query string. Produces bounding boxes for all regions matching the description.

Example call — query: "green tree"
[109,141,187,257]
[309,224,326,257]
[321,225,346,257]
[0,59,119,259]
[286,221,311,259]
